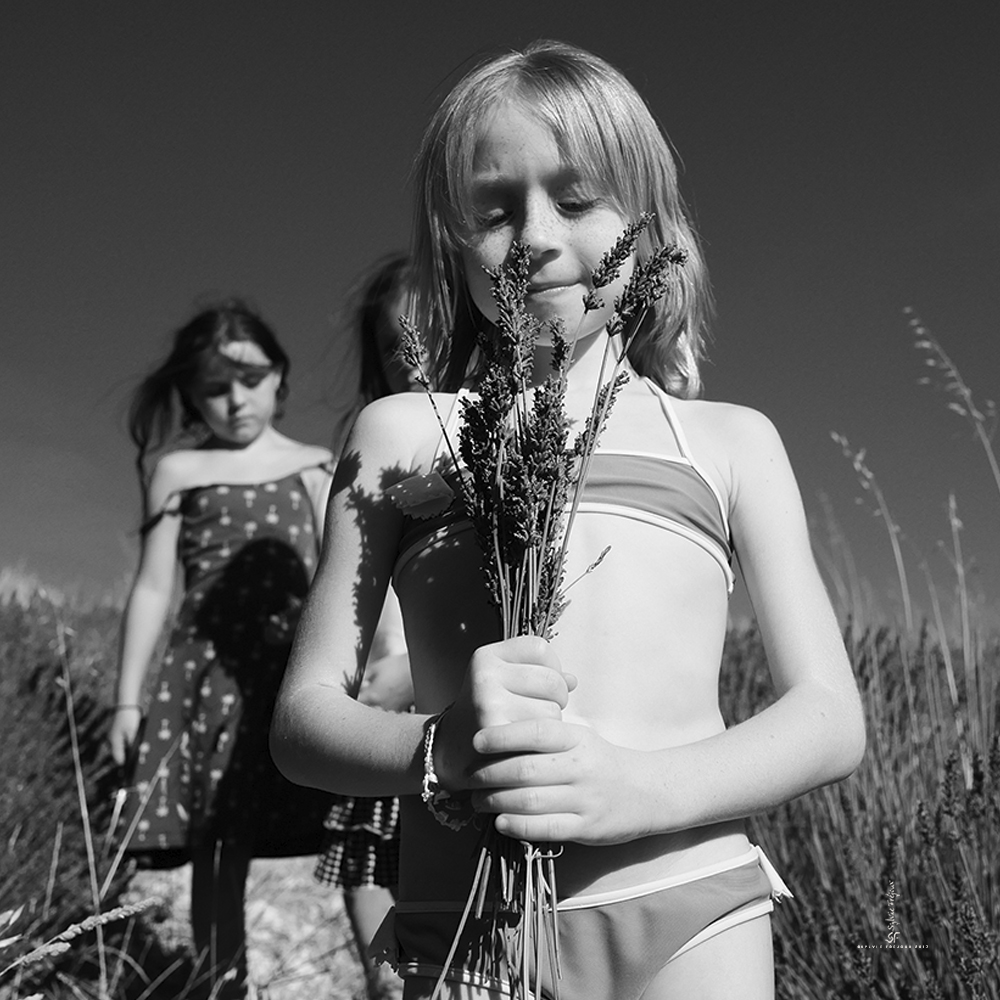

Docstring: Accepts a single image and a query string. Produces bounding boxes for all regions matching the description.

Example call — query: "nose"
[518,193,561,256]
[227,381,248,410]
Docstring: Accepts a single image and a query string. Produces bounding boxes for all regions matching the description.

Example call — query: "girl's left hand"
[469,720,650,846]
[358,652,414,713]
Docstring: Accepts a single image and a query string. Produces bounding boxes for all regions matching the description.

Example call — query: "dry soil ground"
[126,857,403,1000]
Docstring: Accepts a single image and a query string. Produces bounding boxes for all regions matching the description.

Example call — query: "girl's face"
[459,101,634,345]
[189,341,283,446]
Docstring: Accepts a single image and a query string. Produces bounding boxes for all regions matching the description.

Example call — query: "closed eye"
[473,198,595,229]
[559,198,598,216]
[472,209,511,230]
[198,372,269,397]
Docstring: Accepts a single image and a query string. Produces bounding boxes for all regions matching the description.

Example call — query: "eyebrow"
[197,362,274,383]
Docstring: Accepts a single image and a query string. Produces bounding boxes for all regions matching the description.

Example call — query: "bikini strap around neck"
[640,377,694,461]
[640,376,733,546]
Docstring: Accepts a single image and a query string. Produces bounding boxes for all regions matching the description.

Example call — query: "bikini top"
[394,382,735,593]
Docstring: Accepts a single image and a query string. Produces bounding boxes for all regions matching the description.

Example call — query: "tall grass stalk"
[43,822,64,922]
[100,738,182,901]
[908,307,1000,505]
[814,493,866,637]
[920,558,973,787]
[56,621,110,997]
[0,901,157,982]
[831,433,925,772]
[946,493,986,755]
[831,432,915,632]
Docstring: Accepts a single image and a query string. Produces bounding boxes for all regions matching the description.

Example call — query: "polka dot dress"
[123,466,335,863]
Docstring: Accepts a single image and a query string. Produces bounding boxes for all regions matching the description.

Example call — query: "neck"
[203,423,279,452]
[533,326,623,388]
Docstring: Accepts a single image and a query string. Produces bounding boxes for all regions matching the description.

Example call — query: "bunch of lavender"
[401,215,687,998]
[456,239,574,641]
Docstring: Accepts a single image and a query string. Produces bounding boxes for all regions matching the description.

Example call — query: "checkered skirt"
[313,793,400,889]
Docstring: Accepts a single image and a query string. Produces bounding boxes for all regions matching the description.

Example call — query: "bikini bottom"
[370,845,791,999]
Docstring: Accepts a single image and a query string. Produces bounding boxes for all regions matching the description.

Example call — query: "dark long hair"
[355,252,411,404]
[128,299,289,495]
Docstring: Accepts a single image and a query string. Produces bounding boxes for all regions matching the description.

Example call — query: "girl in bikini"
[271,40,865,999]
[110,300,335,999]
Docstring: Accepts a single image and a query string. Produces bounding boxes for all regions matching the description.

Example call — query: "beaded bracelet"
[421,706,476,831]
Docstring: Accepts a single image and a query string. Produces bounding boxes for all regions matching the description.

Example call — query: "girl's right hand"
[108,706,143,767]
[435,636,575,791]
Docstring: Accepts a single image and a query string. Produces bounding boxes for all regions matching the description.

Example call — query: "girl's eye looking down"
[472,209,510,230]
[560,198,596,215]
[199,372,268,397]
[471,195,599,232]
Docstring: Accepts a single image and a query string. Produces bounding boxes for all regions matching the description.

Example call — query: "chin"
[227,426,262,445]
[526,307,585,336]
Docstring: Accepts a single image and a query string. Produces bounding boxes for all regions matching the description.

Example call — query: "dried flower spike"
[587,212,654,293]
[398,315,433,391]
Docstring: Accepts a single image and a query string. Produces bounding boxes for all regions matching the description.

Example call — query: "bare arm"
[640,408,865,829]
[472,408,866,844]
[109,459,183,765]
[271,397,575,798]
[270,399,429,795]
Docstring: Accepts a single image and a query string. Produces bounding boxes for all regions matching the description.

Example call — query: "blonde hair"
[410,39,712,396]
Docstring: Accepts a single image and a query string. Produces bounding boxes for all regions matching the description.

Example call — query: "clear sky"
[2,1,997,625]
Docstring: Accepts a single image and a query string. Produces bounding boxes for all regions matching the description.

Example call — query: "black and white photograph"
[2,3,997,998]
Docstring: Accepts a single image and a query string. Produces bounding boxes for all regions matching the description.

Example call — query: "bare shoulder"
[677,398,780,447]
[148,448,206,500]
[297,442,336,466]
[345,392,458,475]
[354,391,453,433]
[268,431,333,467]
[287,441,335,474]
[671,398,787,498]
[285,442,336,500]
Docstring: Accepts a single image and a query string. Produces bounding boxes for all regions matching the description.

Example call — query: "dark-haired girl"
[110,300,334,999]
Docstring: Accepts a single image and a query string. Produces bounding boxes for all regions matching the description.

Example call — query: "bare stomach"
[395,515,741,901]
